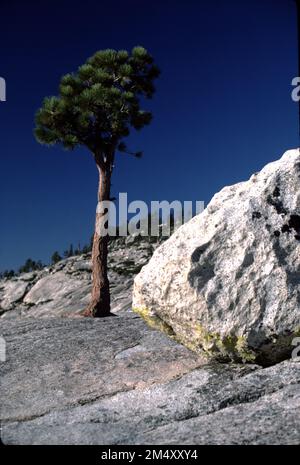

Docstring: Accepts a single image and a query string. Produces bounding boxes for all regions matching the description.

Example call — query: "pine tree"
[19,258,36,273]
[3,270,15,279]
[69,244,74,257]
[51,251,62,265]
[75,243,81,256]
[34,46,159,317]
[35,260,44,270]
[63,244,74,258]
[81,245,90,254]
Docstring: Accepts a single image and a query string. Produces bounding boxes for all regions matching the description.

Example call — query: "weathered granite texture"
[1,316,299,445]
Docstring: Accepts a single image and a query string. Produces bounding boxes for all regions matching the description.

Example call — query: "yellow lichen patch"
[188,325,256,363]
[166,321,256,363]
[235,336,257,362]
[132,306,175,336]
[133,306,299,365]
[294,327,300,337]
[133,311,257,363]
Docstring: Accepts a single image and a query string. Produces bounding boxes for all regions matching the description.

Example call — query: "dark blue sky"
[0,0,298,271]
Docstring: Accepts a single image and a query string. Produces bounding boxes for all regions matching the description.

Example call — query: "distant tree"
[1,257,45,279]
[2,270,15,279]
[19,261,28,274]
[19,258,45,273]
[35,260,44,270]
[69,244,74,257]
[81,244,91,254]
[19,258,36,274]
[75,243,81,256]
[63,244,74,258]
[51,251,62,265]
[35,46,159,317]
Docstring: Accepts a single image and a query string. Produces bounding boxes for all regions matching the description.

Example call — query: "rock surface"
[2,149,300,445]
[0,237,158,318]
[133,149,300,365]
[1,316,299,445]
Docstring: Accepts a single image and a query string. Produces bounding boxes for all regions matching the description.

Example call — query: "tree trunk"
[84,163,112,317]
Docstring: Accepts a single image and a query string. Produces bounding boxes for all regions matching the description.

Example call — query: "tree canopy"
[34,46,160,164]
